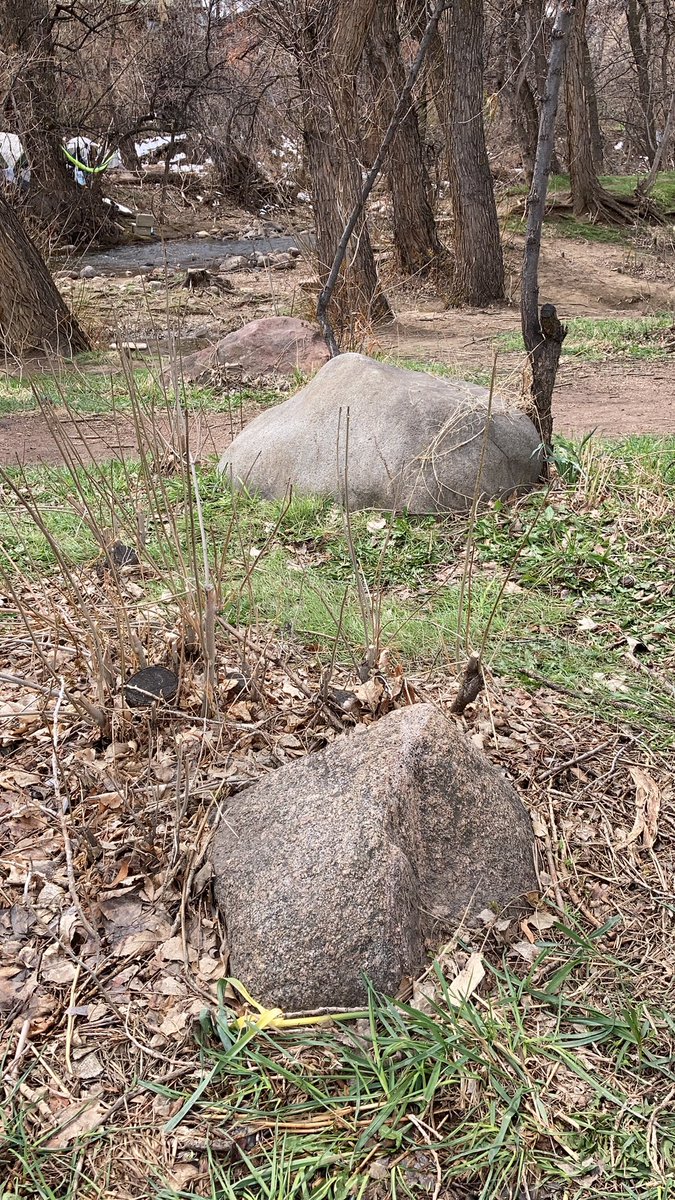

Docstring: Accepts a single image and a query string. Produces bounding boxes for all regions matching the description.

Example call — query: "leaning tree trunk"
[298,0,390,338]
[0,0,116,245]
[0,196,90,358]
[366,0,446,278]
[446,0,504,305]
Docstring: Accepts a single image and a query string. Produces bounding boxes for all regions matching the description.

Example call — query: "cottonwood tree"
[365,0,446,279]
[0,0,115,243]
[0,195,90,358]
[419,0,504,304]
[445,0,504,304]
[625,0,658,163]
[260,0,390,335]
[565,0,647,220]
[494,0,543,183]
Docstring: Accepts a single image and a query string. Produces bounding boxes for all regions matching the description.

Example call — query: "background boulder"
[218,353,543,513]
[210,703,537,1010]
[175,316,329,384]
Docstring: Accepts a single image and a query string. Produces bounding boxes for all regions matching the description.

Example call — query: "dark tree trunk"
[299,0,390,337]
[626,0,657,164]
[496,0,540,184]
[446,0,504,304]
[0,0,116,245]
[581,26,604,170]
[565,0,635,221]
[521,0,576,454]
[206,133,278,208]
[118,134,142,173]
[366,0,446,278]
[0,195,90,358]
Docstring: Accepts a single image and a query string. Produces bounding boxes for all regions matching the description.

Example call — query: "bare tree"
[0,194,90,358]
[365,0,446,278]
[565,0,639,220]
[625,0,658,163]
[258,0,390,335]
[0,0,115,243]
[521,0,576,452]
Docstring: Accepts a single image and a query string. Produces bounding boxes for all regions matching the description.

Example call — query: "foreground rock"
[175,316,329,384]
[219,353,542,513]
[210,704,536,1010]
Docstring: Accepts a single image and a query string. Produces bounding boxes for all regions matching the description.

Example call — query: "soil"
[2,212,674,466]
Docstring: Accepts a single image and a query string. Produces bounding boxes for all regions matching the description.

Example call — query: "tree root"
[548,187,664,227]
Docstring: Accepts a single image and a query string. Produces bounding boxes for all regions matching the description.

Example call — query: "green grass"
[509,170,675,212]
[156,928,674,1199]
[497,314,674,361]
[506,170,675,241]
[1,434,673,744]
[0,367,282,417]
[4,926,674,1198]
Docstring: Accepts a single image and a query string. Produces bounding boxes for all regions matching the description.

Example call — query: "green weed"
[497,314,673,361]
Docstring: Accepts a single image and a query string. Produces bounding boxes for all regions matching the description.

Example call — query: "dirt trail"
[0,409,242,468]
[1,227,673,465]
[1,354,672,468]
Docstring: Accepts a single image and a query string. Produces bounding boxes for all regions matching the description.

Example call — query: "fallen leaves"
[614,765,662,851]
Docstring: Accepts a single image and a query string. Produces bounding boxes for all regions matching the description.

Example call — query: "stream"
[62,234,300,275]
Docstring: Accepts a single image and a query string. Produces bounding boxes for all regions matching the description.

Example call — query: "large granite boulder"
[218,352,542,513]
[176,316,329,384]
[210,704,537,1010]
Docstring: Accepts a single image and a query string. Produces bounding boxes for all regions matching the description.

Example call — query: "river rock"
[218,353,542,514]
[210,703,537,1010]
[220,254,250,272]
[174,316,330,384]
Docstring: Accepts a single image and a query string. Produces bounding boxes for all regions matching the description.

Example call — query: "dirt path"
[0,354,672,468]
[1,226,672,465]
[0,409,242,468]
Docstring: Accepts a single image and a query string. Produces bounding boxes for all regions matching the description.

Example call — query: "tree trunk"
[206,132,278,208]
[626,0,657,164]
[581,29,604,170]
[0,195,90,358]
[0,0,116,245]
[565,0,634,221]
[298,0,390,337]
[521,0,577,454]
[446,0,504,304]
[366,0,446,278]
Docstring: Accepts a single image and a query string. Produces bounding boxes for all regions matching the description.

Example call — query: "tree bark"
[0,0,116,245]
[297,0,390,338]
[565,0,635,221]
[0,195,90,359]
[521,0,576,453]
[505,3,541,183]
[581,28,604,170]
[626,0,657,164]
[366,0,446,277]
[446,0,504,305]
